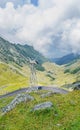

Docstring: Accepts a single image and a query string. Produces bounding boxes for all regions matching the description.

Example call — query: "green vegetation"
[70,67,80,74]
[65,59,79,67]
[64,69,70,73]
[0,90,80,130]
[0,36,80,95]
[64,68,80,74]
[0,62,29,95]
[0,37,47,68]
[0,37,80,130]
[0,60,80,95]
[46,74,55,81]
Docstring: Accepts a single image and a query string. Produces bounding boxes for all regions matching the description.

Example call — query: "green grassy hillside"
[0,37,80,130]
[42,60,80,86]
[0,37,46,70]
[0,62,29,95]
[0,90,80,130]
[0,60,80,95]
[0,36,80,95]
[64,59,80,81]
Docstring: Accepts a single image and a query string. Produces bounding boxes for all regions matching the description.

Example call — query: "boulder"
[74,84,80,90]
[32,101,53,111]
[73,82,80,90]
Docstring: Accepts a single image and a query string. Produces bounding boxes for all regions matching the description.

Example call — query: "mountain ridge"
[0,36,80,95]
[51,53,80,65]
[0,37,47,70]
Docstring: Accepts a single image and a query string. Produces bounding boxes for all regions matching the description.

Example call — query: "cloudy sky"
[0,0,80,58]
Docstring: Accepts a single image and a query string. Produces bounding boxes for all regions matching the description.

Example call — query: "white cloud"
[61,18,80,54]
[0,0,31,8]
[0,0,80,57]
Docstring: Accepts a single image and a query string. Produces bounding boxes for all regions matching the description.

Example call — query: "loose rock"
[32,101,53,111]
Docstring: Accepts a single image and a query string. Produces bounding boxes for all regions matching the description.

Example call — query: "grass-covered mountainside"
[0,37,80,130]
[64,59,80,79]
[0,90,80,130]
[52,53,80,65]
[0,37,80,95]
[0,60,80,95]
[0,37,46,70]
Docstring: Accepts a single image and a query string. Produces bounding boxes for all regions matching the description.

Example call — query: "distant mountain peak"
[51,53,80,65]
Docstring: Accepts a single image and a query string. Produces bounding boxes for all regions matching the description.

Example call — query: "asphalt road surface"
[0,86,69,99]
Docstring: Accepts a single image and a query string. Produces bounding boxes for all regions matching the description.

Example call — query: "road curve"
[0,86,69,99]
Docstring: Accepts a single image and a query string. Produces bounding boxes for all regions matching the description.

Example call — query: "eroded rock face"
[32,101,53,111]
[2,94,34,114]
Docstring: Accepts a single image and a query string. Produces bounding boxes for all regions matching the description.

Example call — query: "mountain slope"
[64,59,80,78]
[0,37,48,95]
[0,59,79,95]
[51,53,80,65]
[0,62,29,95]
[0,37,80,95]
[0,37,46,68]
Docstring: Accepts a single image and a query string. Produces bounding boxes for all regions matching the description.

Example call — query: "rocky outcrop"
[73,82,80,90]
[32,101,53,111]
[2,94,34,115]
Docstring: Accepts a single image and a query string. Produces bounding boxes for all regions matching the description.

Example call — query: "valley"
[0,0,80,129]
[0,37,80,130]
[0,59,80,95]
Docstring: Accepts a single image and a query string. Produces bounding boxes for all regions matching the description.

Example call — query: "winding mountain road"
[0,86,69,99]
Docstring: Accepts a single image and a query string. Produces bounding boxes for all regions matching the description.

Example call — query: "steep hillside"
[0,37,80,130]
[0,37,80,95]
[0,60,80,95]
[42,62,80,86]
[0,37,46,70]
[62,59,80,89]
[0,62,29,95]
[0,90,80,130]
[52,53,80,65]
[64,59,80,80]
[0,62,61,95]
